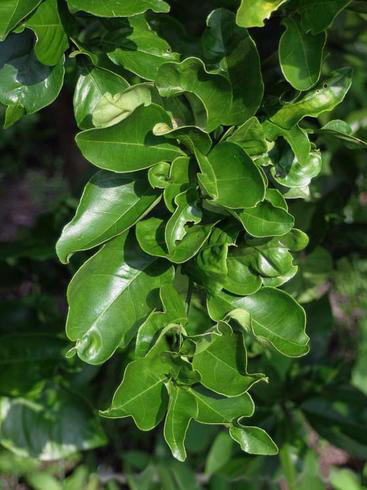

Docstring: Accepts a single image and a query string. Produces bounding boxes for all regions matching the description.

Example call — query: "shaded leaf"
[155,57,232,132]
[0,0,42,41]
[298,0,352,34]
[202,9,263,125]
[67,0,170,17]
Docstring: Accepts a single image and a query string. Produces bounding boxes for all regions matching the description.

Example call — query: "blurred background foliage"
[1,0,367,489]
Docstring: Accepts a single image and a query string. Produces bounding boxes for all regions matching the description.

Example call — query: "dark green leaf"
[105,15,178,81]
[155,57,232,132]
[299,0,352,34]
[226,117,268,156]
[0,31,65,118]
[0,386,107,460]
[202,9,263,125]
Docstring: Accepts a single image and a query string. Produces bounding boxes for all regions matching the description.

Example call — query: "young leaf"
[196,142,265,209]
[92,84,153,128]
[66,231,174,364]
[164,383,198,461]
[236,0,287,28]
[208,287,309,357]
[67,0,170,17]
[75,104,183,172]
[0,31,65,116]
[192,322,266,396]
[26,0,68,66]
[279,17,326,91]
[73,61,129,130]
[229,426,278,455]
[202,9,263,125]
[56,171,161,264]
[0,0,42,41]
[155,57,232,132]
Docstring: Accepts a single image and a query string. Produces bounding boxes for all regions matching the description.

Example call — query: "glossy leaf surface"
[66,231,174,364]
[76,104,183,172]
[57,171,160,263]
[67,0,170,17]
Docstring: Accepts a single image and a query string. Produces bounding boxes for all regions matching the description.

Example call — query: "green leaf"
[56,171,160,264]
[233,191,294,238]
[153,123,212,155]
[0,386,107,460]
[164,383,198,461]
[163,156,197,212]
[270,68,352,130]
[105,15,178,81]
[136,216,217,264]
[66,231,174,364]
[192,322,265,396]
[0,0,42,41]
[0,334,68,396]
[279,17,326,91]
[74,61,129,130]
[92,83,153,128]
[165,189,203,257]
[155,57,232,132]
[101,332,175,430]
[205,432,233,475]
[208,287,309,357]
[298,0,352,34]
[202,9,263,125]
[148,162,171,189]
[301,386,367,459]
[236,0,287,28]
[26,0,68,66]
[226,117,268,157]
[75,104,183,172]
[189,387,254,425]
[270,146,322,188]
[3,102,25,129]
[229,426,278,455]
[317,119,367,148]
[196,142,265,209]
[67,0,170,17]
[135,284,187,357]
[263,121,311,165]
[0,31,65,116]
[185,224,239,295]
